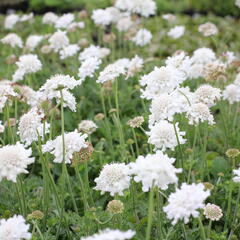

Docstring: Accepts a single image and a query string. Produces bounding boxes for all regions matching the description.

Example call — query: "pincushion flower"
[42,12,58,24]
[129,151,182,192]
[18,108,50,146]
[204,203,223,221]
[0,121,5,133]
[163,183,210,224]
[91,9,113,27]
[42,131,88,164]
[131,29,152,46]
[49,30,69,52]
[81,228,135,240]
[233,168,240,182]
[4,14,19,29]
[1,33,23,48]
[79,45,110,61]
[0,85,18,112]
[25,35,43,51]
[59,44,80,59]
[223,84,240,104]
[116,16,133,32]
[167,26,185,39]
[78,120,98,134]
[127,55,144,78]
[0,215,31,240]
[94,163,131,196]
[0,142,35,182]
[148,120,186,151]
[198,22,218,37]
[55,13,74,29]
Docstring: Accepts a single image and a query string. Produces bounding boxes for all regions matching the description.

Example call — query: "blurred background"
[0,0,239,16]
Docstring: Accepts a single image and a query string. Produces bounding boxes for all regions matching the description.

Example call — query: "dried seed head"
[94,113,105,121]
[127,116,144,128]
[203,182,214,190]
[226,148,240,158]
[107,200,124,214]
[27,210,44,220]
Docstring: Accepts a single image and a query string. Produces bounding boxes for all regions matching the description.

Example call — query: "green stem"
[146,187,155,240]
[198,217,206,240]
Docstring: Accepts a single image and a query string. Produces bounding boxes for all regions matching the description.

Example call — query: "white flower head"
[0,142,35,182]
[223,84,240,104]
[0,215,31,240]
[49,30,69,52]
[55,13,74,29]
[163,183,210,224]
[78,120,98,134]
[59,44,80,59]
[91,9,113,26]
[1,33,23,48]
[168,26,185,39]
[4,14,19,29]
[79,45,110,61]
[42,131,88,164]
[198,22,218,37]
[233,168,240,182]
[94,163,131,196]
[148,120,186,151]
[131,29,152,46]
[42,12,58,25]
[0,85,18,112]
[25,35,43,51]
[129,151,182,192]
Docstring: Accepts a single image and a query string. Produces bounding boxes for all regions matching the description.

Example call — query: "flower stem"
[146,186,155,240]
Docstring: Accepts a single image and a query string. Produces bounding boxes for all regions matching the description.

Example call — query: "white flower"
[1,33,23,48]
[0,85,18,112]
[59,44,80,59]
[97,63,126,84]
[129,151,182,192]
[55,13,74,29]
[92,9,113,26]
[81,228,135,240]
[0,121,5,133]
[191,47,216,65]
[204,203,223,221]
[194,85,221,107]
[127,55,144,78]
[67,21,85,31]
[49,30,69,52]
[163,183,210,225]
[198,22,218,37]
[223,84,240,104]
[79,45,110,61]
[140,65,186,99]
[25,35,43,51]
[42,131,88,164]
[18,108,49,146]
[0,142,35,182]
[234,73,240,85]
[116,16,133,32]
[4,14,19,29]
[168,26,185,39]
[221,51,236,65]
[162,14,176,22]
[78,120,98,134]
[235,0,240,8]
[20,13,34,22]
[187,103,214,125]
[16,85,39,107]
[148,120,186,151]
[0,215,31,240]
[78,57,102,81]
[42,12,58,25]
[94,163,131,196]
[233,168,240,182]
[131,29,152,46]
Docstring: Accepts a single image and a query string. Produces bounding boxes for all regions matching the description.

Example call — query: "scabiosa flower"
[42,12,58,25]
[79,45,110,61]
[78,120,98,134]
[1,33,23,48]
[55,13,74,29]
[131,29,152,46]
[127,116,144,128]
[18,108,49,146]
[202,61,226,82]
[4,14,19,29]
[204,203,223,221]
[25,35,43,51]
[91,9,113,27]
[194,84,221,107]
[96,63,126,84]
[81,229,135,240]
[0,85,18,112]
[129,151,182,192]
[78,57,102,81]
[222,84,240,104]
[226,148,240,158]
[191,47,216,65]
[59,44,80,59]
[20,13,34,22]
[127,55,144,78]
[42,131,88,164]
[107,200,124,214]
[94,163,131,196]
[198,22,218,37]
[0,215,31,240]
[162,13,176,22]
[233,168,240,182]
[148,120,186,151]
[186,103,214,125]
[116,16,133,32]
[167,26,185,39]
[0,142,35,182]
[236,0,240,8]
[163,183,210,224]
[49,30,69,52]
[15,85,39,107]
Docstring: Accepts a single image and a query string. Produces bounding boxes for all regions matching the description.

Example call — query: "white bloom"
[191,47,216,65]
[16,85,39,107]
[0,215,31,240]
[129,151,182,192]
[18,108,49,146]
[148,120,186,151]
[91,9,113,26]
[25,35,43,51]
[94,163,131,196]
[78,57,102,81]
[42,12,58,25]
[97,63,126,84]
[1,33,23,48]
[105,7,122,23]
[42,131,88,164]
[140,65,186,99]
[55,13,74,29]
[116,16,133,32]
[49,30,69,52]
[4,14,19,29]
[235,0,240,8]
[194,85,221,107]
[131,29,152,46]
[0,121,5,133]
[168,26,185,39]
[20,13,34,22]
[233,168,240,182]
[234,72,240,85]
[162,14,176,22]
[198,22,218,37]
[78,120,98,134]
[0,142,35,182]
[127,55,144,78]
[67,21,85,31]
[221,51,236,65]
[79,45,110,61]
[0,85,18,112]
[81,229,135,240]
[187,103,214,125]
[163,183,210,224]
[59,44,80,59]
[223,84,240,104]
